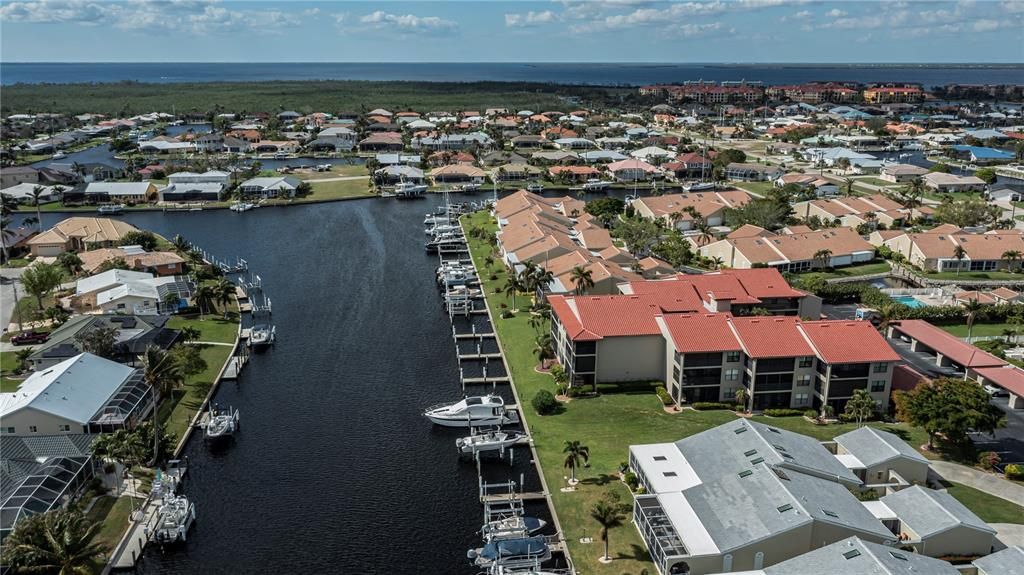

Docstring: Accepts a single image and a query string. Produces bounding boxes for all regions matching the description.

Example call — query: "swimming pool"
[891,295,928,309]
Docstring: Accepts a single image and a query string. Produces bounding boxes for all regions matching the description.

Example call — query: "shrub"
[977,451,1001,471]
[531,389,559,415]
[623,471,639,491]
[804,409,819,419]
[764,408,805,417]
[500,310,514,319]
[691,402,738,411]
[635,486,646,495]
[1005,463,1024,480]
[566,386,585,398]
[655,385,673,406]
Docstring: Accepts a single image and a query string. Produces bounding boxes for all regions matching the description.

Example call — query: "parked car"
[983,384,1009,398]
[10,331,49,346]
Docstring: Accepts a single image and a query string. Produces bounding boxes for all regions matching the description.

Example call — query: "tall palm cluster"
[1,507,107,574]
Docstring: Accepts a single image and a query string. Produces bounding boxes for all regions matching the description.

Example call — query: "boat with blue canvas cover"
[468,536,551,568]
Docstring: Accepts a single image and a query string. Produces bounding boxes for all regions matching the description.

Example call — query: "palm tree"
[179,326,201,343]
[1002,327,1017,344]
[734,388,749,411]
[533,333,554,368]
[193,284,216,317]
[570,266,594,296]
[1,508,106,574]
[813,249,833,271]
[590,499,626,563]
[963,298,984,342]
[562,440,590,485]
[91,429,146,496]
[710,256,725,270]
[171,234,190,254]
[483,254,495,271]
[141,345,184,464]
[864,211,878,230]
[899,178,925,224]
[696,220,714,247]
[843,389,876,426]
[1003,250,1022,273]
[502,275,524,311]
[518,261,539,294]
[531,266,554,294]
[29,185,47,232]
[215,278,235,317]
[952,244,967,277]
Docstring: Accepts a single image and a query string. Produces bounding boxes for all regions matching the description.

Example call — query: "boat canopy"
[480,536,548,560]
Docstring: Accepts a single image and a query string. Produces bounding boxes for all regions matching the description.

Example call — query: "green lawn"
[941,323,1019,339]
[296,164,367,179]
[167,312,240,344]
[87,496,135,556]
[1,350,29,392]
[852,177,900,188]
[160,344,233,443]
[264,178,374,204]
[795,260,892,281]
[923,270,1024,281]
[731,181,775,196]
[462,211,932,574]
[923,191,980,203]
[945,482,1024,524]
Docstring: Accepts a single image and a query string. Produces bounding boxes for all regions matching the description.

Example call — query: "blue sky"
[1,0,1022,63]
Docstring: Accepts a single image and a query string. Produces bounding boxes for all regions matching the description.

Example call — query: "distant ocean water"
[2,62,1022,87]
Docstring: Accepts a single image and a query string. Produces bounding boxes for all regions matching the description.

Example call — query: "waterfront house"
[480,151,527,167]
[671,152,713,178]
[159,182,224,202]
[358,132,404,152]
[922,172,986,193]
[630,146,675,162]
[700,227,875,271]
[607,158,661,182]
[531,150,578,164]
[949,145,1015,165]
[0,182,60,205]
[83,182,157,204]
[0,353,152,436]
[511,135,547,149]
[307,127,357,152]
[725,163,783,182]
[74,269,156,306]
[494,163,543,181]
[631,190,753,231]
[27,315,179,370]
[413,132,493,151]
[27,217,139,257]
[579,150,628,164]
[548,165,601,183]
[0,166,40,189]
[95,276,192,315]
[374,165,425,185]
[239,176,301,199]
[429,164,486,184]
[76,246,185,277]
[138,140,194,154]
[882,229,1024,273]
[376,153,421,166]
[879,163,928,183]
[630,420,895,575]
[831,426,930,488]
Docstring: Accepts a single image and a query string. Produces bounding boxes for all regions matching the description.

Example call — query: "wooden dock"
[454,332,496,340]
[480,491,548,503]
[457,352,503,360]
[222,355,248,380]
[461,376,510,385]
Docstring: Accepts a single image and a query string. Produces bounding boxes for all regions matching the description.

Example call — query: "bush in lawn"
[764,408,805,417]
[804,409,819,419]
[531,389,559,415]
[623,472,639,491]
[566,386,585,398]
[977,451,1001,471]
[655,385,673,406]
[1005,463,1024,480]
[692,402,738,411]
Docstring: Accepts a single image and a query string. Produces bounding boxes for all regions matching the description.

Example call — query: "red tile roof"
[800,321,900,364]
[891,320,1006,368]
[730,316,813,359]
[973,365,1024,398]
[662,314,742,353]
[549,294,663,341]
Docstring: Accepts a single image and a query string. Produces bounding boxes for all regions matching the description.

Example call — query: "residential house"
[774,173,838,197]
[96,276,192,315]
[160,170,229,202]
[831,427,930,489]
[922,172,986,193]
[83,182,157,204]
[27,217,139,257]
[0,353,152,436]
[607,158,661,182]
[701,227,876,272]
[882,229,1024,273]
[494,163,543,181]
[532,150,578,164]
[973,545,1024,575]
[747,537,961,575]
[670,153,713,179]
[548,165,601,183]
[358,132,404,152]
[863,86,923,104]
[880,163,929,183]
[27,315,179,370]
[631,146,675,162]
[877,486,996,557]
[76,246,185,277]
[0,166,40,189]
[949,145,1015,165]
[793,194,922,228]
[429,164,487,184]
[631,191,753,231]
[239,176,301,199]
[725,163,784,182]
[74,269,156,308]
[374,165,425,185]
[0,183,60,204]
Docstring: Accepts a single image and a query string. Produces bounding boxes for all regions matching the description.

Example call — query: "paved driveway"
[1,267,26,333]
[970,398,1024,465]
[886,336,963,379]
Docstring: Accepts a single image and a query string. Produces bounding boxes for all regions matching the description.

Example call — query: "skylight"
[738,470,753,478]
[663,471,677,477]
[744,449,757,457]
[777,504,793,513]
[843,549,861,560]
[822,509,839,518]
[889,551,908,561]
[734,427,747,434]
[751,457,765,465]
[653,455,667,461]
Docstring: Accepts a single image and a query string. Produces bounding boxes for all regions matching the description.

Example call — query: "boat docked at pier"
[230,201,257,212]
[97,204,125,214]
[424,395,519,427]
[683,182,715,192]
[481,515,547,542]
[582,179,612,191]
[425,234,466,253]
[204,404,239,443]
[456,428,525,455]
[468,536,552,569]
[395,180,428,198]
[153,495,196,545]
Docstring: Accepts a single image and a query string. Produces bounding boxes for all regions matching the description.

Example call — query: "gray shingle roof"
[881,485,997,539]
[973,545,1024,575]
[834,427,928,469]
[764,536,961,575]
[674,419,861,487]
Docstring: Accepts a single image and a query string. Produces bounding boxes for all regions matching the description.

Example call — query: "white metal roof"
[630,443,702,494]
[76,269,153,296]
[0,353,135,425]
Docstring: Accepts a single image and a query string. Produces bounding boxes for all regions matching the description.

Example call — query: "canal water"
[36,196,565,574]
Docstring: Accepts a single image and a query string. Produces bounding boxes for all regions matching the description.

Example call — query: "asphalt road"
[0,267,26,333]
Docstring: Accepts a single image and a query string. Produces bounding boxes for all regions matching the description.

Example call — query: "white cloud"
[359,10,457,33]
[792,10,812,19]
[505,10,558,28]
[567,0,811,33]
[303,8,320,17]
[0,0,303,33]
[825,8,847,17]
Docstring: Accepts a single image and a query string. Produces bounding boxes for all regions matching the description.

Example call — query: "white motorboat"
[153,495,196,545]
[424,213,453,226]
[395,181,428,197]
[582,179,611,191]
[457,182,481,192]
[425,234,466,253]
[52,151,66,159]
[456,429,525,454]
[97,204,125,214]
[481,515,547,542]
[424,395,520,427]
[274,152,289,159]
[426,223,461,236]
[249,324,275,348]
[468,536,551,568]
[444,286,482,302]
[230,202,256,212]
[204,404,239,442]
[684,182,715,192]
[899,153,912,159]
